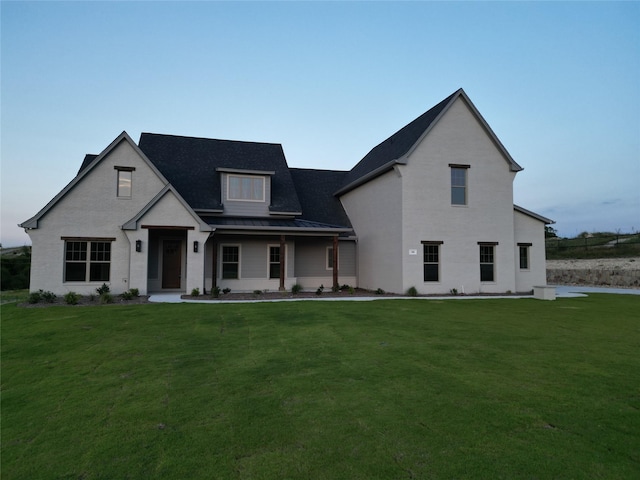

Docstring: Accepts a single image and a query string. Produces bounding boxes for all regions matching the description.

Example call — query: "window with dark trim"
[518,243,531,270]
[269,246,281,279]
[222,246,240,279]
[114,166,135,198]
[64,240,112,282]
[422,241,442,282]
[450,164,469,205]
[479,244,496,282]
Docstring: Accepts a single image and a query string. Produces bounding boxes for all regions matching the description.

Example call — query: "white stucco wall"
[340,169,403,292]
[514,210,548,292]
[25,138,166,295]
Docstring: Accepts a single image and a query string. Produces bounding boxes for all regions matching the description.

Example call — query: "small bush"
[41,290,56,303]
[349,286,355,295]
[129,288,139,297]
[96,283,110,295]
[211,286,221,298]
[450,288,458,296]
[375,288,385,295]
[331,284,340,293]
[222,288,231,295]
[28,291,42,304]
[340,284,350,291]
[316,284,324,296]
[64,291,81,305]
[121,290,134,300]
[291,284,302,295]
[191,288,200,297]
[99,293,113,304]
[407,286,418,297]
[253,289,263,295]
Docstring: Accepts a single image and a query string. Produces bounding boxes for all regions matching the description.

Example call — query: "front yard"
[2,295,639,479]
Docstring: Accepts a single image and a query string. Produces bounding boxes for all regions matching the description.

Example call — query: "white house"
[20,89,552,296]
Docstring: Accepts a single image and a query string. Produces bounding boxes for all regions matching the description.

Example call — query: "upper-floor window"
[115,166,135,198]
[450,164,469,205]
[227,175,265,202]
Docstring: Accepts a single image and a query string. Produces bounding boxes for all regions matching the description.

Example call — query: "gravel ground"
[547,257,639,271]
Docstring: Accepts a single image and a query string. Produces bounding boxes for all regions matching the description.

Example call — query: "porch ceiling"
[200,216,353,235]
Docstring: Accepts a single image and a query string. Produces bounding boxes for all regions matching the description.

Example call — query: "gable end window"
[227,175,265,202]
[115,166,135,198]
[422,241,443,282]
[64,238,113,282]
[450,164,469,205]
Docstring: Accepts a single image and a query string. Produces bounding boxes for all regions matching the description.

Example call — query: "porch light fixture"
[193,241,199,253]
[135,240,142,252]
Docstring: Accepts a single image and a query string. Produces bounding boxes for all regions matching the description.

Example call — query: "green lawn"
[2,296,639,479]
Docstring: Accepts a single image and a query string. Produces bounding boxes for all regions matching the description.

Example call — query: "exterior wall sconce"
[193,241,199,253]
[135,240,142,252]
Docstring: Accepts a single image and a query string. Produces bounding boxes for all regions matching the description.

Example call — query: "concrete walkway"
[148,286,639,304]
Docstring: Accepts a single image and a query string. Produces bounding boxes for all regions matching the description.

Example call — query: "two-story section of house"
[20,88,552,296]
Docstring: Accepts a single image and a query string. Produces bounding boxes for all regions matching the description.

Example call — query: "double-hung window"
[450,164,469,205]
[64,239,113,282]
[222,246,240,279]
[422,241,442,282]
[479,243,497,282]
[269,246,281,279]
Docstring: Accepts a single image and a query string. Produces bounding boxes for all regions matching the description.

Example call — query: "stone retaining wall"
[546,269,640,288]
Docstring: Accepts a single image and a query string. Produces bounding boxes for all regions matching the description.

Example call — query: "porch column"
[211,238,217,290]
[279,235,286,291]
[332,235,339,290]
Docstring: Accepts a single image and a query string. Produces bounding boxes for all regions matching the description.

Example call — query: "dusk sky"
[2,1,639,247]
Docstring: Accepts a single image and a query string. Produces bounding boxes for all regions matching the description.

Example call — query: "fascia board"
[514,204,554,224]
[122,184,214,232]
[334,159,401,196]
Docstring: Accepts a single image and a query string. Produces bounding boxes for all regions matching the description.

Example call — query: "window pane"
[222,246,239,262]
[327,247,334,269]
[480,264,494,282]
[66,242,87,261]
[90,263,110,282]
[91,242,111,262]
[451,187,466,205]
[222,264,238,279]
[65,263,86,282]
[269,263,280,279]
[451,168,467,205]
[252,178,264,200]
[424,264,439,282]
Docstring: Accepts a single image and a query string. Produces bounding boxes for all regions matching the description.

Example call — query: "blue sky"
[2,1,639,246]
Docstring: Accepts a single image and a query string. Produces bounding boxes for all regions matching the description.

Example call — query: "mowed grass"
[2,296,639,479]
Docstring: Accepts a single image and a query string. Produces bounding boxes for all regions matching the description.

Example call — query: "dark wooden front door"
[162,240,182,289]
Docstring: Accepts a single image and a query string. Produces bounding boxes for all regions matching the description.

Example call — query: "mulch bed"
[19,295,150,308]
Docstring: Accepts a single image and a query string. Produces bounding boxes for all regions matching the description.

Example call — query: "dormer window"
[227,174,265,202]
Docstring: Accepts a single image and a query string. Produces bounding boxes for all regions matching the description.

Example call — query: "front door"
[162,240,182,289]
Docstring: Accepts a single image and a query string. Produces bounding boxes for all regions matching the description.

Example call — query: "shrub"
[121,290,134,300]
[128,288,139,297]
[316,284,324,296]
[375,288,385,295]
[340,284,350,291]
[28,291,41,304]
[349,286,355,295]
[96,283,110,295]
[41,290,56,303]
[64,291,81,305]
[291,284,302,295]
[191,288,200,297]
[407,286,418,297]
[450,288,458,296]
[222,288,231,295]
[211,286,221,298]
[99,293,113,304]
[253,289,263,295]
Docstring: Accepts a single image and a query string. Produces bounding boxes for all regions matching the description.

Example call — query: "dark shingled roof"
[290,168,352,228]
[137,133,302,213]
[339,89,460,193]
[78,154,98,175]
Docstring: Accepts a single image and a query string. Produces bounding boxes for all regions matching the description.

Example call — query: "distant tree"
[1,247,31,290]
[545,226,558,238]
